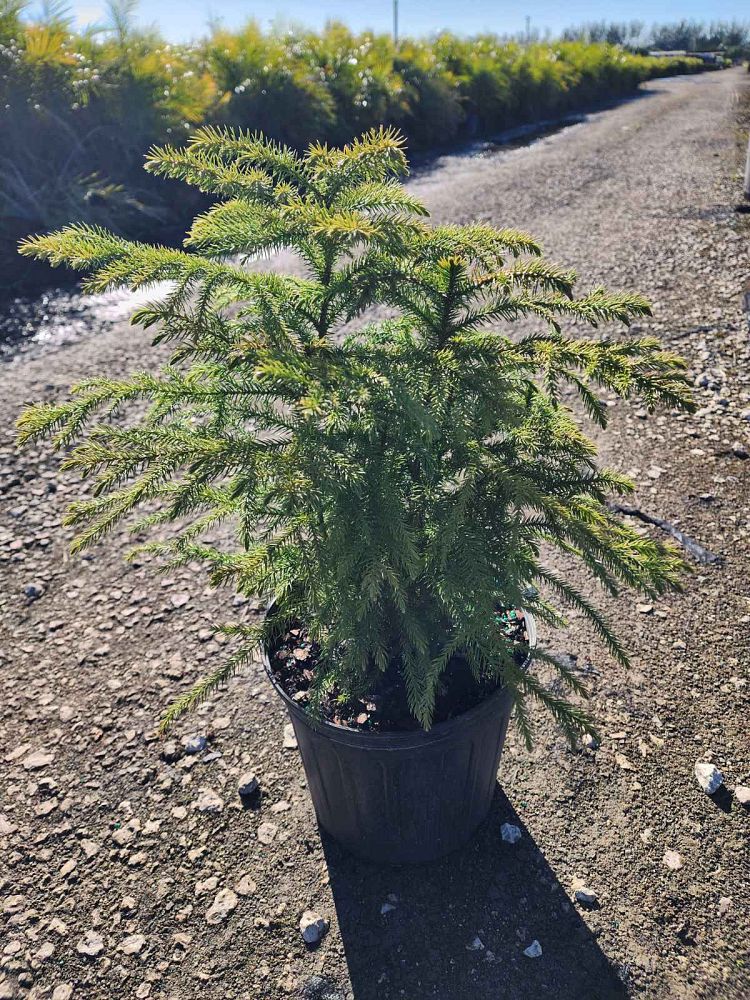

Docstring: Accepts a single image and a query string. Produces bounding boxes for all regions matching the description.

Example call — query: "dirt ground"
[1,69,750,1000]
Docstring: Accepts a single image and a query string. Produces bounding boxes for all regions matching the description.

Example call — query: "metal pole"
[744,134,750,201]
[393,0,399,45]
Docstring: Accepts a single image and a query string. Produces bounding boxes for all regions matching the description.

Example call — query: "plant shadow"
[316,787,628,1000]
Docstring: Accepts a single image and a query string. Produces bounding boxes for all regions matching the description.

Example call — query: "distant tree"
[106,0,139,48]
[37,0,73,31]
[561,21,644,47]
[649,19,750,53]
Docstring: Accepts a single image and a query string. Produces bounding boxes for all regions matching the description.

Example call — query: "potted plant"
[18,127,693,864]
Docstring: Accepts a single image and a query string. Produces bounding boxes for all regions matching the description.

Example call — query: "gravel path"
[1,69,749,1000]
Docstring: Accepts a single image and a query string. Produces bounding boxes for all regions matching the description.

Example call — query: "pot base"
[288,689,514,866]
[263,612,535,865]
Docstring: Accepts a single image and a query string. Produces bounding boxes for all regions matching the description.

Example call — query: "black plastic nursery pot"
[263,614,536,866]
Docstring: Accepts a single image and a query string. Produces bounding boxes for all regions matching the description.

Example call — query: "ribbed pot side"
[263,614,536,866]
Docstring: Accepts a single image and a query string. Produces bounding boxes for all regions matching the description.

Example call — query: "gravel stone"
[111,825,136,846]
[257,821,278,844]
[205,889,238,925]
[195,876,219,896]
[299,911,329,945]
[119,934,146,955]
[500,823,522,844]
[76,930,104,957]
[572,879,599,907]
[663,849,684,871]
[235,874,257,896]
[80,839,100,858]
[193,788,224,813]
[160,740,182,763]
[694,761,724,795]
[183,734,208,755]
[21,750,54,771]
[237,772,259,798]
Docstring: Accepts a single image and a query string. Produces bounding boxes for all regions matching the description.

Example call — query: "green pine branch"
[17,127,694,742]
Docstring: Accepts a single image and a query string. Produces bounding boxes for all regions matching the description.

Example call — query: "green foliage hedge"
[0,9,712,292]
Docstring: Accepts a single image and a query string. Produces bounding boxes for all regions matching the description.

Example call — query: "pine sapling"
[18,126,694,745]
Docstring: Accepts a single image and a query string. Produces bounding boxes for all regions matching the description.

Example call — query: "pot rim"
[262,606,537,750]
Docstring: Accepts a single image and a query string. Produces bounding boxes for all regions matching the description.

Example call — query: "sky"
[33,1,750,42]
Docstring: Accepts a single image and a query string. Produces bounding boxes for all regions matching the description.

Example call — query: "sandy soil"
[1,68,749,1000]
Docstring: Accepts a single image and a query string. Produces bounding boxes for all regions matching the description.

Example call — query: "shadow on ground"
[408,83,660,179]
[306,788,627,1000]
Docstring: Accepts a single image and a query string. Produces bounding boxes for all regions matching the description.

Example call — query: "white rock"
[283,723,298,749]
[76,930,104,957]
[466,936,485,951]
[238,772,259,798]
[195,876,219,896]
[194,788,224,813]
[663,849,683,871]
[735,785,750,806]
[582,733,600,750]
[52,987,73,1000]
[572,880,598,907]
[183,734,208,755]
[257,821,278,844]
[0,815,17,836]
[380,893,398,915]
[694,761,723,795]
[235,874,257,896]
[119,934,146,955]
[299,910,329,945]
[523,940,543,958]
[111,825,135,846]
[205,889,238,925]
[500,822,522,844]
[22,750,54,771]
[160,740,181,763]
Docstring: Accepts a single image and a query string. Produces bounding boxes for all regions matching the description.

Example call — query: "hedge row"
[0,13,712,292]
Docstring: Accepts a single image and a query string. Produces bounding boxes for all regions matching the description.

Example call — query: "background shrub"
[0,5,718,293]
